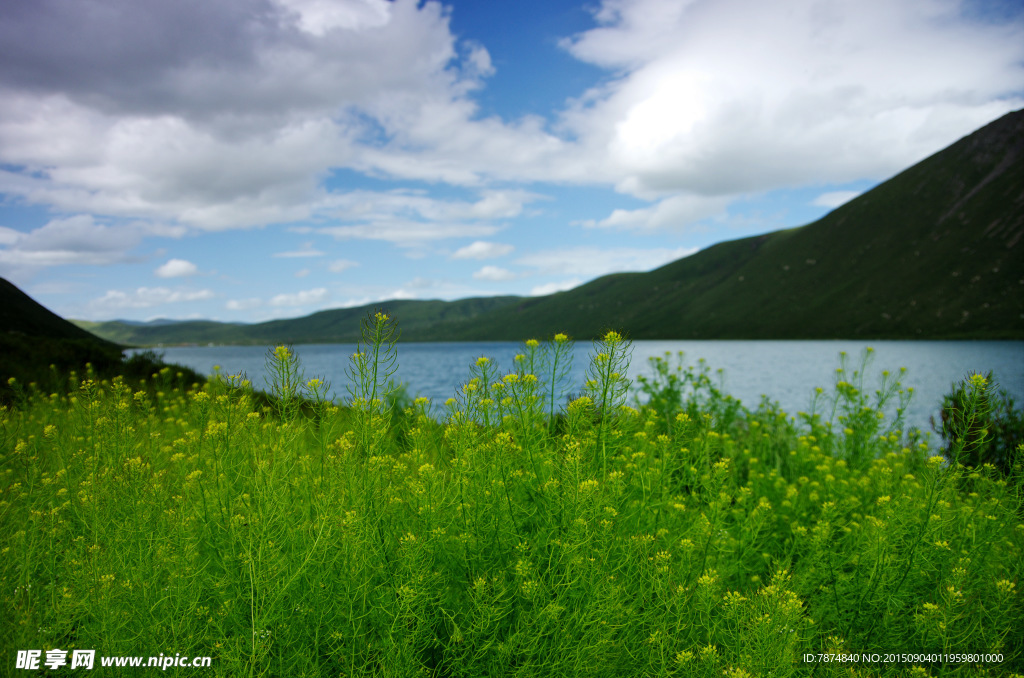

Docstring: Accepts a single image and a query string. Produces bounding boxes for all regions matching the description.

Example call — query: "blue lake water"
[130,340,1023,443]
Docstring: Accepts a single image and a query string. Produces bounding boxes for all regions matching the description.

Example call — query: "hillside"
[0,277,125,398]
[75,109,1023,344]
[416,108,1024,340]
[74,296,524,346]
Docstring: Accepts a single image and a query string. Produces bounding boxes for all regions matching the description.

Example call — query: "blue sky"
[1,0,1022,323]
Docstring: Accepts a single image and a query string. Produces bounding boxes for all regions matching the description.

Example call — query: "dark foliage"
[936,370,1024,476]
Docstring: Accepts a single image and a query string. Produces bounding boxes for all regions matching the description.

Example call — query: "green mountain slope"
[0,278,125,397]
[1,278,123,348]
[418,108,1024,340]
[77,296,524,346]
[74,109,1023,344]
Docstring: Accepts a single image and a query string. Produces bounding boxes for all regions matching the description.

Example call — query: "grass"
[2,313,1022,677]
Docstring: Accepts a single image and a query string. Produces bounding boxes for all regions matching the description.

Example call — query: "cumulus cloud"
[530,279,582,296]
[323,189,540,223]
[0,226,20,246]
[155,258,198,278]
[226,297,263,311]
[328,258,360,273]
[518,245,697,278]
[560,0,1024,202]
[0,0,544,229]
[813,190,863,208]
[274,242,325,258]
[1,0,1019,241]
[579,194,730,232]
[451,240,515,260]
[1,0,1023,316]
[0,0,458,121]
[382,276,497,302]
[91,286,215,311]
[313,189,544,243]
[472,265,517,281]
[269,287,329,307]
[275,0,392,36]
[320,220,500,244]
[0,215,144,270]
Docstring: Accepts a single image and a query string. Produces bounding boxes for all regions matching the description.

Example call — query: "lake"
[130,340,1023,443]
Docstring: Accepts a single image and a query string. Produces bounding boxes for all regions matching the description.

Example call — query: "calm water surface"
[131,340,1023,442]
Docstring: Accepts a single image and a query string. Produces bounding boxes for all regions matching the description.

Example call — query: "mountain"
[420,108,1024,340]
[78,109,1023,344]
[419,109,1023,341]
[74,296,524,346]
[71,318,250,345]
[0,278,125,396]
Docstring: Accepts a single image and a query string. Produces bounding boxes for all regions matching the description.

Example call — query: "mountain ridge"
[14,107,1024,345]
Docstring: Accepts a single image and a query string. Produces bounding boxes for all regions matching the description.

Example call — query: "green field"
[2,315,1022,676]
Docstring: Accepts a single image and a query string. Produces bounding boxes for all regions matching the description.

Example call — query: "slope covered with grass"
[430,108,1023,340]
[0,278,206,405]
[0,278,127,403]
[76,296,523,346]
[73,110,1023,345]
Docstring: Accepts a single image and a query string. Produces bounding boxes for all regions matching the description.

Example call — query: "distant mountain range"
[4,109,1021,357]
[70,296,522,346]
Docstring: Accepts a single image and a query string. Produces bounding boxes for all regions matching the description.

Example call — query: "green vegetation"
[0,277,123,388]
[3,313,1022,677]
[935,371,1024,478]
[72,109,1023,345]
[70,296,523,346]
[0,278,204,407]
[422,108,1022,341]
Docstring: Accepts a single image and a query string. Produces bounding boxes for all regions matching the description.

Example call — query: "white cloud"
[472,265,517,281]
[274,242,325,258]
[155,258,198,278]
[0,226,20,245]
[530,279,582,296]
[91,286,215,311]
[269,287,329,307]
[451,240,515,260]
[295,268,311,278]
[323,189,541,223]
[313,189,543,244]
[274,0,392,36]
[320,220,500,244]
[812,190,863,208]
[0,100,345,230]
[328,258,360,273]
[0,0,1021,295]
[383,276,497,302]
[226,297,263,311]
[559,0,1024,200]
[580,194,730,232]
[0,0,531,229]
[463,42,496,79]
[0,215,145,270]
[518,246,696,278]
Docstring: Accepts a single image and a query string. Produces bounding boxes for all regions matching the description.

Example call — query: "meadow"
[2,312,1021,677]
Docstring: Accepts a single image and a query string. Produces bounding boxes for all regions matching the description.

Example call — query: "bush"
[936,371,1024,476]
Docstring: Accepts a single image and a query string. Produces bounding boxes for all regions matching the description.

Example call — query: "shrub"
[937,371,1024,477]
